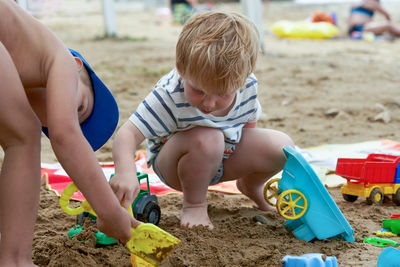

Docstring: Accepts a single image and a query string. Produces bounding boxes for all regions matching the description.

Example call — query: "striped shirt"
[129,69,261,167]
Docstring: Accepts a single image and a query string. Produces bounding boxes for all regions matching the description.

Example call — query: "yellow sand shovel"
[59,182,180,266]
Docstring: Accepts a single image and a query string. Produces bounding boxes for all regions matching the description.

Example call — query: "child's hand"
[96,207,141,243]
[110,172,140,210]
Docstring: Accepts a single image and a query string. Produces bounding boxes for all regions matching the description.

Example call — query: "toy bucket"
[377,247,400,267]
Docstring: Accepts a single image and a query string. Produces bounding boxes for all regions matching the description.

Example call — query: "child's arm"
[374,5,391,21]
[111,121,145,210]
[365,0,391,20]
[46,50,135,242]
[244,95,261,129]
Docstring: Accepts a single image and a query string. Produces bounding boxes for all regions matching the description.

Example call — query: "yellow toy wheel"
[263,178,280,206]
[59,182,95,216]
[276,189,307,220]
[367,188,384,205]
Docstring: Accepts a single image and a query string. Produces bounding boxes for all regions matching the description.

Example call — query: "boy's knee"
[263,131,294,167]
[191,127,224,157]
[277,132,295,150]
[274,132,294,160]
[260,130,294,152]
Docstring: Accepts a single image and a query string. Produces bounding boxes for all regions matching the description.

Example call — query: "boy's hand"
[96,207,141,244]
[110,172,140,210]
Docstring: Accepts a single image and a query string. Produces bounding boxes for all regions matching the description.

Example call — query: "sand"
[6,0,400,266]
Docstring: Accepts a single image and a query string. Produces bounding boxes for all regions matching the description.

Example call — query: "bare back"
[0,0,65,88]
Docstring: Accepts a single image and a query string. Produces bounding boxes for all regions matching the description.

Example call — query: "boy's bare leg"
[365,21,400,37]
[236,172,278,211]
[156,127,225,229]
[0,44,41,266]
[222,128,294,211]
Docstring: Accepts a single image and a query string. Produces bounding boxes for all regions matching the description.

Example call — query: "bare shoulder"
[0,0,49,46]
[0,0,12,10]
[0,0,65,87]
[362,0,382,10]
[0,0,23,27]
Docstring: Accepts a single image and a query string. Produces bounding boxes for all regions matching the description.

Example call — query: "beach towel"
[297,139,400,187]
[41,150,240,201]
[42,140,400,201]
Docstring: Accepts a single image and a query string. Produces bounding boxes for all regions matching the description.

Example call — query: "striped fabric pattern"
[129,69,262,166]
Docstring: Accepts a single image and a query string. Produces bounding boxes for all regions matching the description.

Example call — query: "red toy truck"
[335,154,400,205]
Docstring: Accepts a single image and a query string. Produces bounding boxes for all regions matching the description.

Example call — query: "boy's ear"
[74,57,84,71]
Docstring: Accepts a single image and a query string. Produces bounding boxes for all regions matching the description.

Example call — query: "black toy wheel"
[138,201,161,225]
[76,211,96,225]
[342,194,358,202]
[393,188,400,206]
[367,188,384,205]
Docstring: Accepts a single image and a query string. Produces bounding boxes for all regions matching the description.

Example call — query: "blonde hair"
[176,11,260,95]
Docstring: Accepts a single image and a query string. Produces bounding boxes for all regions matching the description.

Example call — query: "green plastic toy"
[383,219,400,235]
[67,172,161,245]
[68,224,118,245]
[363,237,400,248]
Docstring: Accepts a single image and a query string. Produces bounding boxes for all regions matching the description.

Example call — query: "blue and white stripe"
[129,69,262,166]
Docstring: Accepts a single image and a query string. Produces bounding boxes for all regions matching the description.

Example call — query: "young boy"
[111,11,294,229]
[0,1,135,265]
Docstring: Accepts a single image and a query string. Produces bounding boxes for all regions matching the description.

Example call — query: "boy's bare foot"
[180,202,214,230]
[236,179,276,212]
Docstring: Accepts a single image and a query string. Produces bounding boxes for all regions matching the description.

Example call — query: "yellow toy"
[60,182,180,266]
[271,20,339,39]
[374,230,397,237]
[264,178,307,220]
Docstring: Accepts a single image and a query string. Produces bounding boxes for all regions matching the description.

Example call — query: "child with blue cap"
[0,1,136,265]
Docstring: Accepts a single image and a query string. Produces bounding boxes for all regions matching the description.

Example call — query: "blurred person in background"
[169,0,198,24]
[348,0,400,39]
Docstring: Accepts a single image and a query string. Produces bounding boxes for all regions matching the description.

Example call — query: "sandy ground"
[5,0,400,266]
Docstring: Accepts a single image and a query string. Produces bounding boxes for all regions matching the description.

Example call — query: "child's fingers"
[114,190,125,203]
[131,217,142,228]
[122,193,134,210]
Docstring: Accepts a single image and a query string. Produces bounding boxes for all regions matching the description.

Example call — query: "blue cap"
[42,49,119,151]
